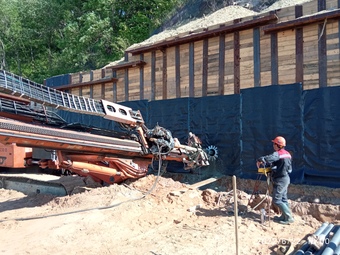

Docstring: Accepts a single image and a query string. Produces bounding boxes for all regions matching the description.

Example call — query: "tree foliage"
[0,0,184,82]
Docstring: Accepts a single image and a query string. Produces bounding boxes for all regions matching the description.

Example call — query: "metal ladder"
[0,70,105,116]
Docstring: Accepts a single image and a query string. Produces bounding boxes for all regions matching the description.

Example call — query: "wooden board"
[303,24,319,65]
[179,44,190,98]
[128,67,141,101]
[276,5,298,22]
[224,33,234,94]
[170,177,219,196]
[116,70,125,102]
[260,33,272,83]
[193,40,204,97]
[81,72,91,83]
[302,0,317,16]
[326,0,338,9]
[154,50,163,100]
[143,52,152,101]
[92,69,103,80]
[81,86,91,98]
[71,73,80,84]
[260,71,272,86]
[92,84,102,100]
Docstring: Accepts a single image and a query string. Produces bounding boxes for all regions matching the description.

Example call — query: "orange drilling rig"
[0,70,215,195]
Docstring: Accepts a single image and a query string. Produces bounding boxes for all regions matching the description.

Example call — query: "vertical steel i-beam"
[253,27,261,87]
[318,0,327,87]
[234,30,240,94]
[295,5,304,86]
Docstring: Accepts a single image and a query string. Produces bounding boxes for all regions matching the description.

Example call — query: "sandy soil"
[0,173,339,255]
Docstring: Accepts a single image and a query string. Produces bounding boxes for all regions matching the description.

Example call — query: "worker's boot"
[277,203,294,225]
[273,202,288,222]
[273,213,286,222]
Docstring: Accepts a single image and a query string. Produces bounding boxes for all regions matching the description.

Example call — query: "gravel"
[127,0,314,50]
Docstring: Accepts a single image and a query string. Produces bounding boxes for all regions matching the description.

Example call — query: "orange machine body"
[0,143,31,168]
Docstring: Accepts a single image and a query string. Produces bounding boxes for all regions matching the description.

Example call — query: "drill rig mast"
[0,70,211,191]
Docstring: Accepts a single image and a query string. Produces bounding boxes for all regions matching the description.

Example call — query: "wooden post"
[232,175,239,255]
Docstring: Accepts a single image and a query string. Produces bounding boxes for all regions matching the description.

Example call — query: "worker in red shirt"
[256,136,294,225]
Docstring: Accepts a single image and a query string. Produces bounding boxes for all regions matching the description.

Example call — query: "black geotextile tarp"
[303,87,340,187]
[45,74,70,88]
[57,83,340,188]
[148,96,241,173]
[240,84,304,182]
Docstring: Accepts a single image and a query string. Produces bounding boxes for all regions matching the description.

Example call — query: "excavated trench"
[163,172,340,222]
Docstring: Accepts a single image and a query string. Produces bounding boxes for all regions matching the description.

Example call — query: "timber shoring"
[56,0,340,103]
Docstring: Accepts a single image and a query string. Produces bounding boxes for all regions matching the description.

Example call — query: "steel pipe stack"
[334,245,340,255]
[321,226,340,255]
[294,223,340,255]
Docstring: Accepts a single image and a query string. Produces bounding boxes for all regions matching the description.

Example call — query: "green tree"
[0,0,185,83]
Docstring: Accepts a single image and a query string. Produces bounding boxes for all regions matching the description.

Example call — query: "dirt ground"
[0,172,339,255]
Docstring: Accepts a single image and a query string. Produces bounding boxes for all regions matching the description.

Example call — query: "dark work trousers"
[272,175,290,206]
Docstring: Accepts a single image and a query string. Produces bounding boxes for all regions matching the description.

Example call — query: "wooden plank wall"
[327,20,340,85]
[259,32,272,87]
[66,0,340,102]
[104,69,115,102]
[224,34,235,94]
[207,37,219,96]
[278,29,296,85]
[194,40,203,97]
[240,29,254,89]
[155,50,163,100]
[180,44,190,97]
[143,52,152,100]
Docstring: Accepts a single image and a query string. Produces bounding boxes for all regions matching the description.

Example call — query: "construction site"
[0,0,340,254]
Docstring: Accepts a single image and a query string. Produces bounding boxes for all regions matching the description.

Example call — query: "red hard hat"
[272,136,286,147]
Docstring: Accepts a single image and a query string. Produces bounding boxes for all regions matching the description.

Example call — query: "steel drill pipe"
[314,224,335,255]
[321,227,340,255]
[319,224,335,241]
[294,242,310,255]
[315,223,331,236]
[334,244,340,255]
[294,223,330,255]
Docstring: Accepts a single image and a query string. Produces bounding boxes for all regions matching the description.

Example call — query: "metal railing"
[0,70,105,116]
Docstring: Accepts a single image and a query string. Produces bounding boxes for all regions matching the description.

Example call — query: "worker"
[256,136,294,225]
